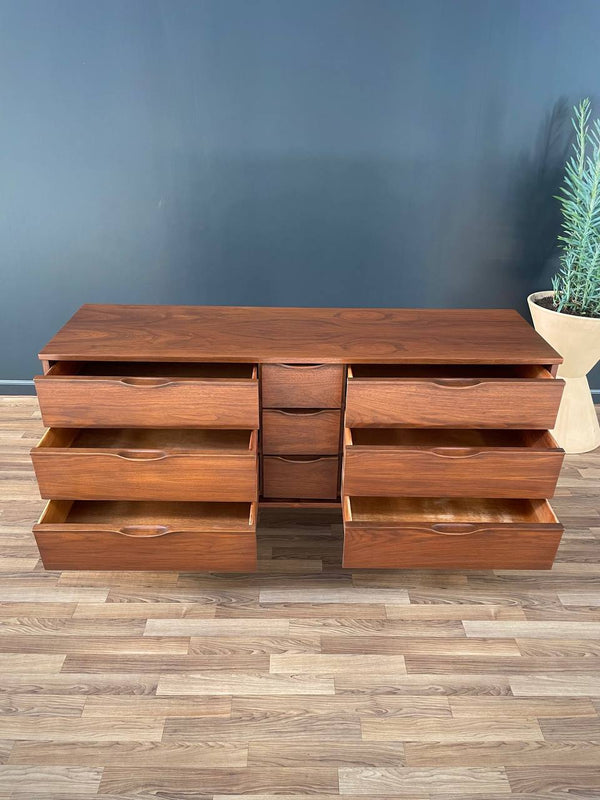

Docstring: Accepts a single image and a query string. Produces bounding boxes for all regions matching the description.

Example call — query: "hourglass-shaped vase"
[528,291,600,454]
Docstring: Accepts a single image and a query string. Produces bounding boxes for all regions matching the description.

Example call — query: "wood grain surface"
[2,393,600,799]
[261,363,344,408]
[341,497,563,570]
[262,455,340,499]
[35,362,259,429]
[32,428,258,502]
[262,409,342,455]
[345,365,564,428]
[343,428,564,498]
[34,500,258,571]
[38,305,562,364]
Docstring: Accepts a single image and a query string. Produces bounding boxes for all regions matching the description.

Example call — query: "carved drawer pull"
[278,364,327,370]
[430,447,483,458]
[382,448,482,458]
[275,409,330,417]
[274,456,332,464]
[115,449,168,461]
[431,378,483,388]
[430,523,488,536]
[117,525,174,538]
[118,377,175,387]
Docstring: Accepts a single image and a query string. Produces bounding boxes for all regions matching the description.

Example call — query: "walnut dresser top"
[39,304,562,365]
[32,303,566,573]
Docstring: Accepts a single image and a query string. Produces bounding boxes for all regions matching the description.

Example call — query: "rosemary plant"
[552,98,600,317]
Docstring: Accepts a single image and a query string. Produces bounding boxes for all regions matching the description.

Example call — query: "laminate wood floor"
[1,395,599,799]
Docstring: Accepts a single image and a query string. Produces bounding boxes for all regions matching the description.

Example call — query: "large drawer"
[31,428,258,502]
[262,455,339,499]
[35,362,259,428]
[261,364,344,408]
[342,496,563,569]
[34,500,257,571]
[346,365,564,428]
[262,409,341,455]
[343,428,564,498]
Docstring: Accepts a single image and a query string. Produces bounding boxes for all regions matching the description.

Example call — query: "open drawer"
[343,428,564,498]
[345,364,564,428]
[342,496,563,569]
[35,362,259,428]
[34,500,257,571]
[31,428,258,502]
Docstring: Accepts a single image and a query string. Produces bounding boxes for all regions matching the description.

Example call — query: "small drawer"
[34,500,257,571]
[342,496,563,569]
[346,364,564,428]
[262,455,339,499]
[31,428,258,502]
[261,364,344,408]
[262,409,341,455]
[35,362,259,428]
[343,428,564,499]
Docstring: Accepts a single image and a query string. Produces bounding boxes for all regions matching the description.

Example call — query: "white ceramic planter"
[528,290,600,453]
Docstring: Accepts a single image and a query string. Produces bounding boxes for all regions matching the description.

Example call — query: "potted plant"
[528,98,600,453]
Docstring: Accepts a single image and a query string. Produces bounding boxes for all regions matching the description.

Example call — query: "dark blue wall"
[1,0,599,388]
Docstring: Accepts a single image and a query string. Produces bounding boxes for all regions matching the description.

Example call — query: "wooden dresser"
[31,305,566,571]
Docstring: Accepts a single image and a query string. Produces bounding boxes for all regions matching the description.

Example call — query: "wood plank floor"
[1,394,600,799]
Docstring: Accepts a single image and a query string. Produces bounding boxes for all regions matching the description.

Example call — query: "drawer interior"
[348,428,559,449]
[349,364,552,380]
[45,362,256,379]
[36,428,256,452]
[345,496,559,524]
[39,500,256,529]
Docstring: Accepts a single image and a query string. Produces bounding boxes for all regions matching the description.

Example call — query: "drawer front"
[32,450,258,502]
[343,524,563,569]
[261,364,344,408]
[343,448,564,499]
[262,409,341,455]
[262,456,339,499]
[345,377,564,428]
[34,528,256,571]
[34,500,257,571]
[35,375,259,428]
